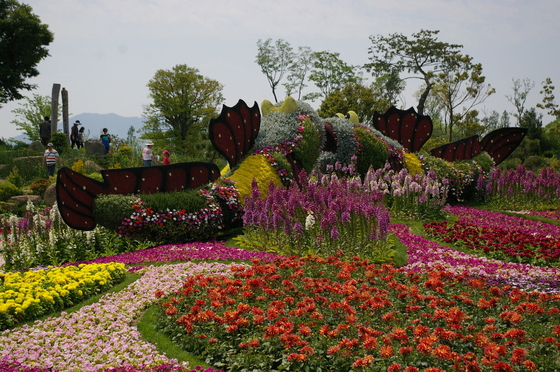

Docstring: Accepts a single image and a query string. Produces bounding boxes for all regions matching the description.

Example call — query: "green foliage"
[255,38,294,103]
[50,131,70,155]
[10,94,61,141]
[318,82,389,124]
[306,51,360,101]
[139,189,206,214]
[5,167,23,189]
[0,0,54,105]
[292,116,320,172]
[142,64,224,150]
[0,181,20,202]
[365,30,464,116]
[354,125,388,176]
[93,194,137,231]
[472,152,495,173]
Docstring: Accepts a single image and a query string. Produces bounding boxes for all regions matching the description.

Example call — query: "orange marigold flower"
[432,344,453,360]
[363,337,378,350]
[499,311,522,324]
[379,345,394,358]
[404,367,420,372]
[165,305,177,316]
[552,324,560,336]
[399,346,413,356]
[352,354,374,368]
[522,360,537,370]
[387,363,403,372]
[249,338,260,347]
[510,348,527,364]
[300,345,314,355]
[492,361,513,372]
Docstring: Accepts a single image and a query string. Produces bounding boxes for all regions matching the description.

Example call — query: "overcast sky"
[2,0,559,139]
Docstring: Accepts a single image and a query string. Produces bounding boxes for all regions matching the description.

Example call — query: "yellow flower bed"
[0,262,127,330]
[228,154,283,203]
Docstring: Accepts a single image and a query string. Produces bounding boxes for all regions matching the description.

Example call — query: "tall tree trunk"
[417,82,432,116]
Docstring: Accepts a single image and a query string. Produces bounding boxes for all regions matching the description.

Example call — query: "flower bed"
[391,224,560,293]
[0,262,237,371]
[155,255,560,371]
[423,206,560,266]
[67,241,281,269]
[0,263,127,331]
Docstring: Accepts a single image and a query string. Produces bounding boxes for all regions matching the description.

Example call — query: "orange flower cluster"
[156,255,560,371]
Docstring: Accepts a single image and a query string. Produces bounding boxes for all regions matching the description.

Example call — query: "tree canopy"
[0,0,53,107]
[11,93,62,141]
[255,38,294,103]
[365,30,463,116]
[142,64,224,157]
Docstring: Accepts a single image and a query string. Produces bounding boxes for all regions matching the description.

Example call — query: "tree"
[10,93,62,141]
[255,38,294,103]
[283,46,314,100]
[371,71,406,108]
[142,64,224,155]
[537,78,560,119]
[365,29,463,116]
[318,82,388,125]
[506,78,535,125]
[0,0,53,106]
[306,51,360,101]
[431,53,495,141]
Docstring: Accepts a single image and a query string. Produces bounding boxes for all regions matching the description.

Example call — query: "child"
[162,150,171,165]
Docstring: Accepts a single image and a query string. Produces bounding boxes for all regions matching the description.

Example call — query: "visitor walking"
[100,128,111,154]
[43,142,62,177]
[70,120,80,149]
[39,116,51,147]
[142,141,158,166]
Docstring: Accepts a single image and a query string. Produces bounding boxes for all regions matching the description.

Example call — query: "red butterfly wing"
[209,99,260,167]
[373,106,433,152]
[430,135,482,162]
[481,128,527,165]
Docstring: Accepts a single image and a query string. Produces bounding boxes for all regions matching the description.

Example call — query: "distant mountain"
[10,113,146,143]
[65,113,146,141]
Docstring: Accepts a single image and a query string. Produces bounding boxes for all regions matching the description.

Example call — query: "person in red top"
[162,150,171,165]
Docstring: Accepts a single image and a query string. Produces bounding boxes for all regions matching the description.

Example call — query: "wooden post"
[62,87,69,140]
[51,83,61,132]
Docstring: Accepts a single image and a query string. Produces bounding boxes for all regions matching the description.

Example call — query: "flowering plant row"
[0,262,126,330]
[156,255,560,372]
[239,171,392,261]
[1,202,146,271]
[483,165,560,210]
[117,182,243,244]
[424,206,560,266]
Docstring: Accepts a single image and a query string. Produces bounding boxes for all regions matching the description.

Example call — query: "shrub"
[29,178,54,198]
[93,194,137,231]
[292,115,321,173]
[354,125,389,177]
[140,189,206,214]
[5,167,23,189]
[0,181,20,202]
[50,131,70,155]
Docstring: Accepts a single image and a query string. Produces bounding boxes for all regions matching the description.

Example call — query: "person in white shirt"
[142,141,158,166]
[43,142,62,177]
